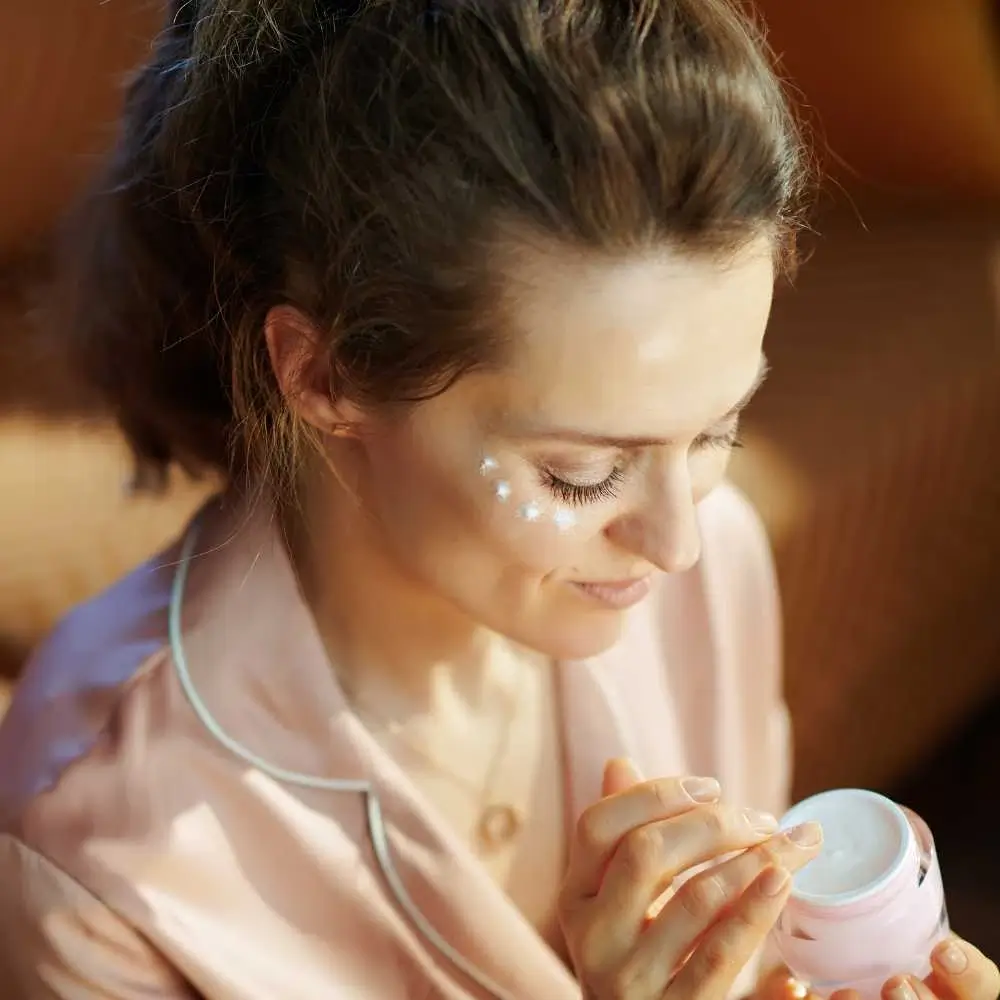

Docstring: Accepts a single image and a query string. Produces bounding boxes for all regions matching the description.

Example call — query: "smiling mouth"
[570,577,652,610]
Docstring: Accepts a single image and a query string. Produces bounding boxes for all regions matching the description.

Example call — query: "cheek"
[348,422,471,573]
[362,433,602,578]
[475,454,608,573]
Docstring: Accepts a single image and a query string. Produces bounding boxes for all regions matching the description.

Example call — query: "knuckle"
[752,840,784,869]
[575,806,607,854]
[691,933,733,982]
[727,893,761,933]
[650,778,684,814]
[619,825,662,881]
[677,873,727,921]
[698,806,729,839]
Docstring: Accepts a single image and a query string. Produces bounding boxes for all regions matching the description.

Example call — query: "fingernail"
[681,776,721,802]
[786,822,823,848]
[758,867,790,897]
[936,943,968,975]
[886,978,916,1000]
[744,808,779,834]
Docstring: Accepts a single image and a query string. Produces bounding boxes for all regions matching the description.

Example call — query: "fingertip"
[787,979,813,1000]
[931,939,969,976]
[882,976,928,1000]
[882,976,918,1000]
[601,757,643,796]
[932,937,1000,998]
[828,989,860,1000]
[771,973,812,1000]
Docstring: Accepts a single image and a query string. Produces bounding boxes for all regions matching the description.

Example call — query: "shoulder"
[697,480,776,587]
[692,479,781,668]
[614,482,788,811]
[0,539,178,831]
[696,483,789,813]
[626,481,782,710]
[631,482,779,667]
[692,480,782,648]
[0,544,196,994]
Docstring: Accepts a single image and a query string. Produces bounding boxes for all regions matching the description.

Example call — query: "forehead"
[488,236,776,434]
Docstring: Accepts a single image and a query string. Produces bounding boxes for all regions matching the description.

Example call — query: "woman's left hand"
[757,936,999,1000]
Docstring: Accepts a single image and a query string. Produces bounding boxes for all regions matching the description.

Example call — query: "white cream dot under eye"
[552,508,576,532]
[478,454,579,534]
[518,501,542,522]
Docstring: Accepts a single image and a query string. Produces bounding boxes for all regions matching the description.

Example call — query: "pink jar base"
[779,908,949,1000]
[769,792,950,1000]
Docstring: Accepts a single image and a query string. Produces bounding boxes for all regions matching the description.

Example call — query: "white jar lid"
[781,789,916,906]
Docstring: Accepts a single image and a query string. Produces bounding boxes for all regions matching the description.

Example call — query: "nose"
[606,456,702,574]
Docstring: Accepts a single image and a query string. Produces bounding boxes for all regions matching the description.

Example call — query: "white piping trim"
[169,521,517,1000]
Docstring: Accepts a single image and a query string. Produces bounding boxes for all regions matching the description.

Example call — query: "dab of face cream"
[480,454,576,533]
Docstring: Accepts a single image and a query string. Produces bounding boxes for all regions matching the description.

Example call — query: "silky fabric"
[0,483,790,999]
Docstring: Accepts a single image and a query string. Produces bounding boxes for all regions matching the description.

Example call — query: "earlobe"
[264,304,360,436]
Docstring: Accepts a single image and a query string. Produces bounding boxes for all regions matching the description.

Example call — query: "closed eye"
[541,466,627,506]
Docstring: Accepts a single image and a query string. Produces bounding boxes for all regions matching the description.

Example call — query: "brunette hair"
[57,0,805,490]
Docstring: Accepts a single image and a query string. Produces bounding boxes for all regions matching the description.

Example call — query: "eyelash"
[542,466,626,507]
[539,429,742,507]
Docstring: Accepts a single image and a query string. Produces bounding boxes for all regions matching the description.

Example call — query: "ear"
[264,305,363,434]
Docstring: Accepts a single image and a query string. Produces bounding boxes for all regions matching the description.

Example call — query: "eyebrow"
[513,354,770,450]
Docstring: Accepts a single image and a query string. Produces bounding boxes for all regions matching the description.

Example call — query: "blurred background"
[0,0,998,948]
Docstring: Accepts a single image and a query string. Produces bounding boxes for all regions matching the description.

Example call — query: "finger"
[662,866,793,1000]
[884,975,937,1000]
[607,821,822,982]
[758,964,821,1000]
[758,965,817,1000]
[927,937,1000,1000]
[602,757,644,797]
[829,991,862,1000]
[580,801,781,962]
[561,774,723,907]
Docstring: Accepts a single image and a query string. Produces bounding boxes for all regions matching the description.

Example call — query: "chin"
[509,608,629,662]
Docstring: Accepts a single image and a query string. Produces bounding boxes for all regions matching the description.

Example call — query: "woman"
[0,1,995,998]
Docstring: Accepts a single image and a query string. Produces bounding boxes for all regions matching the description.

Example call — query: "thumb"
[601,757,644,797]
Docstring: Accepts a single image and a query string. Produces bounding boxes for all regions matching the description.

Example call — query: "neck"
[283,469,530,718]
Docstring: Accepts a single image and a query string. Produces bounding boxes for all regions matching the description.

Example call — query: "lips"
[571,576,652,610]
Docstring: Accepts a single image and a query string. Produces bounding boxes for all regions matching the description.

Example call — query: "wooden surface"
[733,198,1000,797]
[0,3,165,256]
[754,0,1000,197]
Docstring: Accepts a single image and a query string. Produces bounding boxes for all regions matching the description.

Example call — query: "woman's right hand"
[558,759,823,1000]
